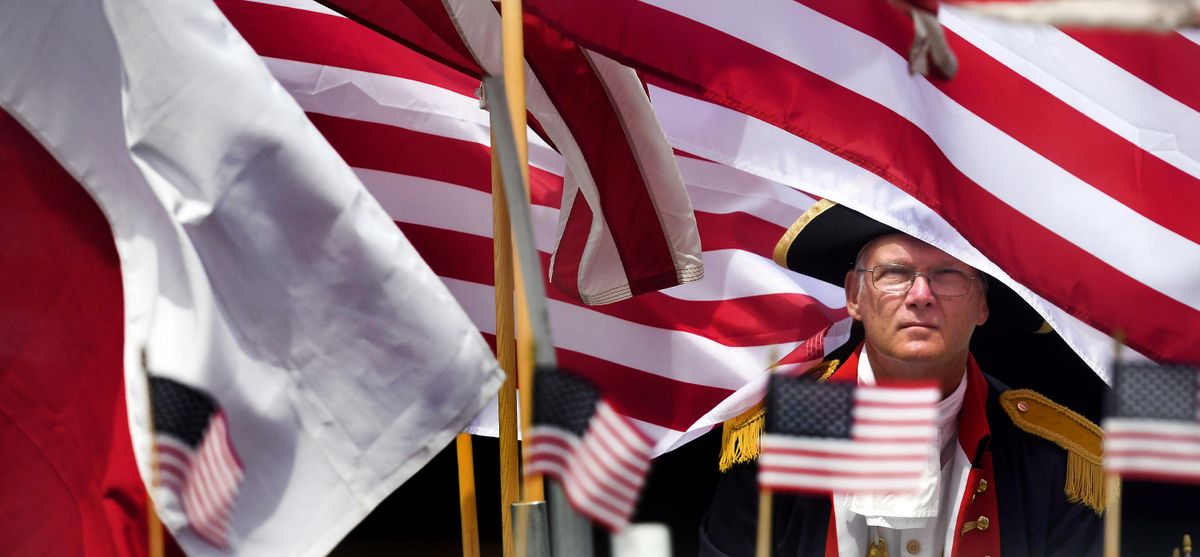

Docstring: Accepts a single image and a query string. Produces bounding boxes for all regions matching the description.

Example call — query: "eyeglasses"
[856,264,980,297]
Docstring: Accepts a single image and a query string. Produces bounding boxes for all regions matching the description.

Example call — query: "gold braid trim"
[772,199,835,268]
[717,359,841,471]
[1000,389,1110,513]
[719,403,765,472]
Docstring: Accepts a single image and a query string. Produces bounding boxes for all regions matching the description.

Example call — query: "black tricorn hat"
[773,199,1044,334]
[773,200,1108,420]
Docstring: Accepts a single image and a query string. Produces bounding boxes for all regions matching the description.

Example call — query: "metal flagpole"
[485,74,552,557]
[498,1,546,555]
[485,70,595,557]
[493,2,596,554]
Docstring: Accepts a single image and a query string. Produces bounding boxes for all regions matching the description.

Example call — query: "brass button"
[977,515,991,531]
[906,539,921,554]
[976,478,989,493]
[1016,401,1029,412]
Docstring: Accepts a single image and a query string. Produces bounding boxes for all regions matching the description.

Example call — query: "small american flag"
[524,367,655,531]
[758,376,939,494]
[151,377,245,547]
[1103,362,1200,484]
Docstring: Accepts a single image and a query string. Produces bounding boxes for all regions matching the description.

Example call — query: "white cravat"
[836,352,967,556]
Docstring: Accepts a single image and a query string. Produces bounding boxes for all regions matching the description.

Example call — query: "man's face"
[845,234,989,369]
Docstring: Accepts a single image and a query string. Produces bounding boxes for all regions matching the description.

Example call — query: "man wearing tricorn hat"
[700,200,1105,556]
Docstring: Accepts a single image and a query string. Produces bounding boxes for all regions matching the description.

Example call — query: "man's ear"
[844,270,862,320]
[975,296,989,327]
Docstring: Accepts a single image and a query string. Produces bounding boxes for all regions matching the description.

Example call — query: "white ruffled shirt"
[832,352,971,557]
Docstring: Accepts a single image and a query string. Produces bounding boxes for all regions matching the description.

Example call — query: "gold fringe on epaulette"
[1065,451,1110,514]
[719,403,765,471]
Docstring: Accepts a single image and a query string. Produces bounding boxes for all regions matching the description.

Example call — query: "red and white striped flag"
[150,378,244,548]
[1103,362,1200,484]
[524,368,655,531]
[759,377,940,494]
[313,0,705,305]
[524,0,1200,383]
[219,0,849,455]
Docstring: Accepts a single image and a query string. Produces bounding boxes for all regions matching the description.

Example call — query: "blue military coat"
[699,350,1103,557]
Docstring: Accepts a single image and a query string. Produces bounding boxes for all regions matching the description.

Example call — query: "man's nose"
[906,275,936,305]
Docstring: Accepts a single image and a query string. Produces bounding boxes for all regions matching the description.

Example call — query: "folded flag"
[524,368,655,531]
[759,377,939,494]
[1103,362,1200,484]
[150,378,243,548]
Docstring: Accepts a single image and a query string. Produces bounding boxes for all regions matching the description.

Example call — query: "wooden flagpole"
[456,432,481,557]
[493,130,521,557]
[498,0,544,506]
[755,489,772,557]
[1103,473,1121,557]
[1104,333,1126,557]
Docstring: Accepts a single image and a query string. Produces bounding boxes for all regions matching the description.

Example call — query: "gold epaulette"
[717,359,841,471]
[999,389,1110,514]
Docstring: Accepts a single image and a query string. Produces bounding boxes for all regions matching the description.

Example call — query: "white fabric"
[0,0,503,555]
[836,352,968,556]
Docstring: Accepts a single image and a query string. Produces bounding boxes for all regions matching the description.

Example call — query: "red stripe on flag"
[309,113,566,207]
[549,190,594,301]
[1065,29,1200,115]
[218,0,480,94]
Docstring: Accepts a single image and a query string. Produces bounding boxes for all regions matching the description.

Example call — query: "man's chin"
[891,341,947,363]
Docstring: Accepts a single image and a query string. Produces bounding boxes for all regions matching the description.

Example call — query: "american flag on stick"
[524,367,655,531]
[1103,362,1200,484]
[758,376,939,494]
[150,377,245,548]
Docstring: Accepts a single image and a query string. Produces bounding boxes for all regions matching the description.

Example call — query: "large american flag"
[218,0,848,454]
[523,367,655,531]
[150,377,244,548]
[525,0,1200,381]
[759,377,940,494]
[1103,362,1200,484]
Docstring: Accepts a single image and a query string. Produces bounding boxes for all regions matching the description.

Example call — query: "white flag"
[0,0,503,554]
